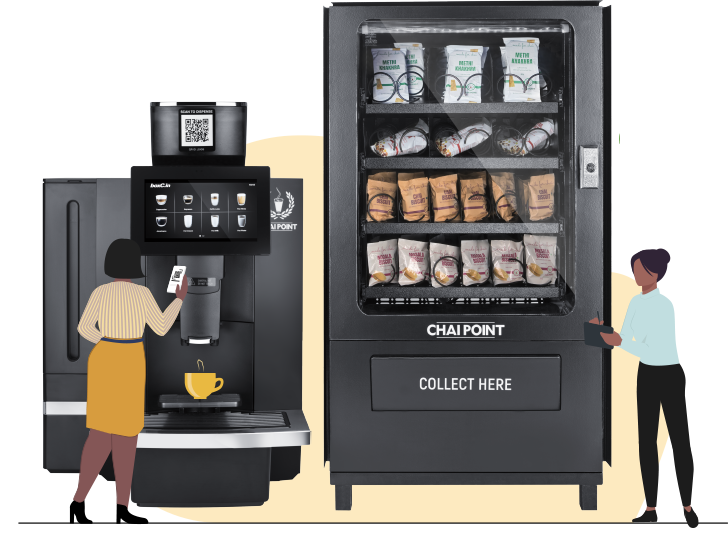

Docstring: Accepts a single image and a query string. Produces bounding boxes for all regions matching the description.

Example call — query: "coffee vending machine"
[43,102,310,507]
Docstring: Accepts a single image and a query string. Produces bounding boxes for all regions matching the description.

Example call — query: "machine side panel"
[96,179,140,287]
[254,179,304,410]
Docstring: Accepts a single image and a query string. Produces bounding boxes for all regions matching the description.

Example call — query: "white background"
[55,77,106,127]
[619,112,660,149]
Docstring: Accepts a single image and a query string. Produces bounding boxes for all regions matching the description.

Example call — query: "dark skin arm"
[589,317,622,346]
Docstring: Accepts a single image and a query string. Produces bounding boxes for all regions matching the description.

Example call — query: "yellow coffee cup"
[184,373,224,399]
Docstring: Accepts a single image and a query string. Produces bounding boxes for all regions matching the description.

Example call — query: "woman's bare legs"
[111,434,138,506]
[73,430,112,502]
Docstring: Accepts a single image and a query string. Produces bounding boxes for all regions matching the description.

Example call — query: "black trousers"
[637,362,694,507]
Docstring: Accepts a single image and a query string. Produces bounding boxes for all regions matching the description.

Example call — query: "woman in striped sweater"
[69,239,187,524]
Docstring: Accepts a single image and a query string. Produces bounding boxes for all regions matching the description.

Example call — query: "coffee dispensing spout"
[177,255,224,346]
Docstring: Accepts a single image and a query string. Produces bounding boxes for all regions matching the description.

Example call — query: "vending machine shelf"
[365,102,560,115]
[364,222,560,235]
[363,286,561,299]
[365,157,560,170]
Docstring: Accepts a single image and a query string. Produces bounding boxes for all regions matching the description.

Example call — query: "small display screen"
[145,179,257,241]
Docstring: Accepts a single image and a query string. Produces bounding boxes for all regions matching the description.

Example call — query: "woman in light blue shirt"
[598,248,697,528]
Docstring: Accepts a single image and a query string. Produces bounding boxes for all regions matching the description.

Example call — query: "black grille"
[158,394,241,409]
[143,411,288,431]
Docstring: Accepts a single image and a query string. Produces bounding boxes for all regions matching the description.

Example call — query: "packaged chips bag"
[398,172,430,222]
[429,174,461,222]
[490,171,518,221]
[459,175,487,222]
[398,238,430,285]
[491,239,524,285]
[435,121,492,157]
[430,241,461,288]
[370,119,429,157]
[461,239,490,286]
[524,234,557,285]
[444,46,488,103]
[501,38,541,102]
[367,239,398,286]
[499,119,555,156]
[393,42,425,101]
[371,48,409,103]
[526,173,556,221]
[366,172,397,222]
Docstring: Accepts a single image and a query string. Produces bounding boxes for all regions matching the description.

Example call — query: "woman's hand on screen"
[176,277,188,301]
[589,317,604,325]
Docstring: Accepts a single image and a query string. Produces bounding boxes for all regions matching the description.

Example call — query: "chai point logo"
[426,322,505,338]
[150,183,171,188]
[270,188,298,231]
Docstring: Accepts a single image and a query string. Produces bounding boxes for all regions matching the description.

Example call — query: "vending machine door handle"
[579,146,600,189]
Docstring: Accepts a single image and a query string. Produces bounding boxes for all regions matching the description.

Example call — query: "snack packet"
[524,234,557,285]
[370,119,429,157]
[430,242,461,288]
[398,238,430,285]
[501,38,541,102]
[444,46,488,103]
[393,42,425,100]
[435,121,492,157]
[499,119,555,156]
[371,48,409,103]
[429,174,461,222]
[367,239,398,286]
[490,171,518,221]
[460,175,487,222]
[462,239,490,286]
[366,172,397,222]
[491,239,524,285]
[398,172,430,222]
[526,173,556,221]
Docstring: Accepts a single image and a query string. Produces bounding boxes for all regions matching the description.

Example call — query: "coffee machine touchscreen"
[145,180,257,241]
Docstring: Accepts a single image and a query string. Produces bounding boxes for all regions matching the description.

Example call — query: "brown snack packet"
[490,171,517,221]
[429,174,461,222]
[460,177,487,222]
[398,173,430,222]
[526,173,556,221]
[366,172,397,222]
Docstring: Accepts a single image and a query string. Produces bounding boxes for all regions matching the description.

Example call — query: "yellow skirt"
[87,337,146,437]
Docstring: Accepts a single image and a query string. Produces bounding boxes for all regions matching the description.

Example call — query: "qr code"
[185,118,208,142]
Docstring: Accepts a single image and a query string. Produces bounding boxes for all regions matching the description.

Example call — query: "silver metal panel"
[580,146,600,189]
[44,402,87,415]
[137,410,310,449]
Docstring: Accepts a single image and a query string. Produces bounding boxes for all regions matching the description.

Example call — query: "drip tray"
[143,411,290,431]
[159,394,242,409]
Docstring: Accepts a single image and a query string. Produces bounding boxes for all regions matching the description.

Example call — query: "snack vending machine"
[324,2,611,510]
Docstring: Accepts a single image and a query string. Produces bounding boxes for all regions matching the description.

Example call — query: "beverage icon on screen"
[238,215,247,228]
[184,215,193,228]
[156,217,167,227]
[274,189,284,213]
[211,215,219,228]
[211,193,219,207]
[237,193,246,206]
[156,195,167,206]
[183,195,193,205]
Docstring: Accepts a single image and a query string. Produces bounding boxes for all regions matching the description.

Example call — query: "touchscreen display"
[145,179,257,241]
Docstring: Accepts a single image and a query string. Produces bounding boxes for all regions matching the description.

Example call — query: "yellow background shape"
[162,136,668,522]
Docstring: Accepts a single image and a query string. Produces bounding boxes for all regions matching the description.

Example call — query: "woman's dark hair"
[630,248,670,282]
[104,239,145,279]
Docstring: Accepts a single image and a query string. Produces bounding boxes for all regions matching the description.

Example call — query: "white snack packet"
[367,239,399,286]
[371,48,410,103]
[430,242,461,288]
[491,239,524,285]
[398,238,430,285]
[524,234,557,285]
[498,119,555,156]
[502,38,541,102]
[370,119,429,157]
[461,239,490,286]
[435,120,492,157]
[394,42,425,100]
[444,46,488,104]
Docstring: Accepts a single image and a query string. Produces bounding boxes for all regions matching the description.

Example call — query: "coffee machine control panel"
[131,165,270,256]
